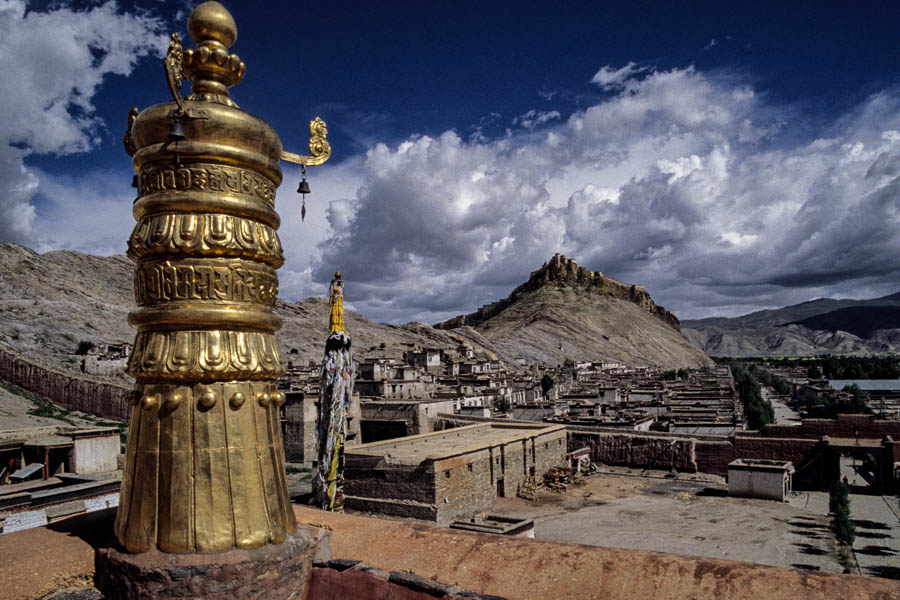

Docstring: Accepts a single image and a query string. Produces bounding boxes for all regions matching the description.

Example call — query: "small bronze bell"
[168,118,186,141]
[298,165,310,221]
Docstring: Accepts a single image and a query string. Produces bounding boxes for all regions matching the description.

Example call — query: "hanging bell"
[168,118,186,142]
[297,178,310,195]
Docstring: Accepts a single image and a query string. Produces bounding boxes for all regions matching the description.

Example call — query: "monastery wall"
[692,438,736,476]
[0,343,130,422]
[568,429,699,472]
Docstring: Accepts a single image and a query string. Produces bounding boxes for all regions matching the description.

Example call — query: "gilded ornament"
[115,0,325,555]
[229,391,246,408]
[281,117,332,167]
[199,390,217,409]
[164,33,186,112]
[123,107,139,156]
[328,271,346,333]
[140,394,158,410]
[128,213,284,268]
[166,393,184,409]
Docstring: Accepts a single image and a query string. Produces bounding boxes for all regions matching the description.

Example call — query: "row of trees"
[801,384,872,418]
[716,354,900,380]
[748,364,792,395]
[803,355,900,380]
[745,361,873,418]
[729,363,774,430]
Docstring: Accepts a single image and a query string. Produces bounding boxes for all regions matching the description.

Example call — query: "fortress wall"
[568,429,698,472]
[693,438,735,476]
[0,343,130,422]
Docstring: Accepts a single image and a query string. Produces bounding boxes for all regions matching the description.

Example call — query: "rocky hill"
[0,244,483,384]
[435,254,712,369]
[682,293,900,357]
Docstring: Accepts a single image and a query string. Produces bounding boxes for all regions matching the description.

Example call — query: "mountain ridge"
[436,254,711,369]
[682,292,900,356]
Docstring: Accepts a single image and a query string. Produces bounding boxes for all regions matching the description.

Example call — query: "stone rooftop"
[346,422,565,463]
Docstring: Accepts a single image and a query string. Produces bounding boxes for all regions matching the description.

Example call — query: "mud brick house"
[344,422,566,523]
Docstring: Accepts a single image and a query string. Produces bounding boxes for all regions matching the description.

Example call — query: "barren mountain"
[435,254,712,369]
[0,244,480,382]
[682,294,900,357]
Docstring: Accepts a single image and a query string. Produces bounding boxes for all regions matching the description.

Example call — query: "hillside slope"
[436,254,712,369]
[0,244,483,382]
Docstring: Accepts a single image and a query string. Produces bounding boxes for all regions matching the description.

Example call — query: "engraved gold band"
[128,305,281,332]
[134,258,278,307]
[128,213,284,267]
[128,330,284,382]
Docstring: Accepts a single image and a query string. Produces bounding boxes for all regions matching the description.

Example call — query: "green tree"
[731,363,774,430]
[540,374,555,400]
[807,364,822,379]
[830,479,855,546]
[75,340,95,356]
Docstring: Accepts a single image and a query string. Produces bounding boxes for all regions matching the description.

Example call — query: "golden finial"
[180,1,245,106]
[187,1,237,48]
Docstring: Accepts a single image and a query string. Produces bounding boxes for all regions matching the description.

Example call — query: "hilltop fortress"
[436,253,681,331]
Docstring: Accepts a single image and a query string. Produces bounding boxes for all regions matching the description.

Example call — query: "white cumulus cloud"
[315,65,900,323]
[0,0,166,246]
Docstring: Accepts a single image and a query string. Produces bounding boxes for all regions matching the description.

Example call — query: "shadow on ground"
[856,544,897,557]
[865,565,900,580]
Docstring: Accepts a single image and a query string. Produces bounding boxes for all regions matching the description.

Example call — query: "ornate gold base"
[115,380,295,553]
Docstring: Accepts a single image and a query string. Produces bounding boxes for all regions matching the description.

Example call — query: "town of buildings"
[3,338,900,598]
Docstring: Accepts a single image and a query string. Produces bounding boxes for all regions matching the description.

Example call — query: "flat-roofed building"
[728,458,795,501]
[344,422,566,523]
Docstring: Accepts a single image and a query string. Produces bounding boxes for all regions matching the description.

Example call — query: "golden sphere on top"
[188,1,237,48]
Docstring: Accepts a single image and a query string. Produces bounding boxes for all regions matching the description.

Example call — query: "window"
[467,464,473,472]
[445,470,451,478]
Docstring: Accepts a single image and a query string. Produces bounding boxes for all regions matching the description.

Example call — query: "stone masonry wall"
[693,439,736,476]
[432,451,495,524]
[432,428,566,523]
[0,343,130,422]
[569,429,698,472]
[344,454,439,520]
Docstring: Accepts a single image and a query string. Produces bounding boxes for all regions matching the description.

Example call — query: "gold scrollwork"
[128,213,284,267]
[137,163,275,206]
[280,117,331,167]
[123,107,139,157]
[164,32,186,112]
[128,330,283,381]
[134,259,278,307]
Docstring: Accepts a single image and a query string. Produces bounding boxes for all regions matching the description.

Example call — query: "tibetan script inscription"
[135,260,278,306]
[138,163,276,206]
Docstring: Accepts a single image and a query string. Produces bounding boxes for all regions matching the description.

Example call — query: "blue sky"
[2,0,899,324]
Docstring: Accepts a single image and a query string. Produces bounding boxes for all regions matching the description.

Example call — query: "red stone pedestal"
[95,527,327,600]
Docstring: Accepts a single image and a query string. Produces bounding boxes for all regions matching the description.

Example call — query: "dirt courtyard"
[489,467,846,574]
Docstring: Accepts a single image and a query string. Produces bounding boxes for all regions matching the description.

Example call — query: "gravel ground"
[490,467,845,574]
